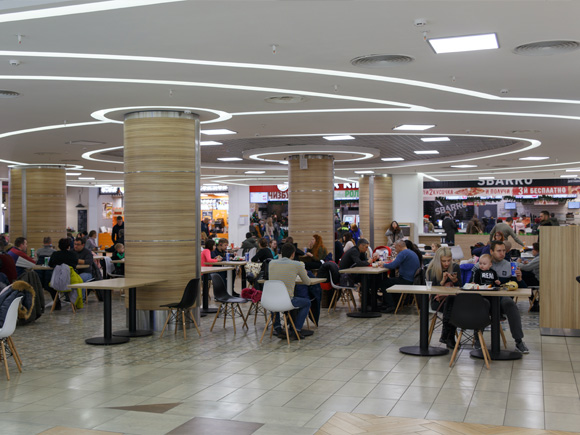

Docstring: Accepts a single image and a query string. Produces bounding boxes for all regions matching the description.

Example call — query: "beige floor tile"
[543,382,579,398]
[426,403,468,422]
[366,384,408,400]
[285,392,332,409]
[544,395,580,413]
[334,381,376,398]
[503,409,545,429]
[545,411,580,431]
[509,380,543,395]
[233,404,318,426]
[543,370,576,383]
[320,368,359,382]
[220,387,268,404]
[469,390,508,407]
[303,379,346,395]
[410,374,448,388]
[388,400,431,419]
[352,397,397,416]
[464,406,506,426]
[506,393,544,411]
[94,410,191,435]
[433,388,473,406]
[399,386,440,403]
[542,360,573,372]
[316,395,363,413]
[251,390,299,407]
[475,378,511,393]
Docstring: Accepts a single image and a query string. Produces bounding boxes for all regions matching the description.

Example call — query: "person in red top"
[201,239,222,266]
[7,237,35,276]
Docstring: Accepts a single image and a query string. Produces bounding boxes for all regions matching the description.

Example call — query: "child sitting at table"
[111,243,125,275]
[471,254,500,287]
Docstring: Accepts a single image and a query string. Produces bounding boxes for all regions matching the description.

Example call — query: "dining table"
[212,260,248,292]
[68,277,167,345]
[388,284,530,359]
[339,266,389,318]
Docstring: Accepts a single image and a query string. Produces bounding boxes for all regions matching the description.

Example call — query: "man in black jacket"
[442,212,457,245]
[339,239,374,270]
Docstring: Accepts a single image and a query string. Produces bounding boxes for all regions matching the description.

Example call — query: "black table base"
[347,274,382,319]
[470,349,521,360]
[87,290,129,346]
[347,311,382,318]
[400,345,449,356]
[113,287,152,338]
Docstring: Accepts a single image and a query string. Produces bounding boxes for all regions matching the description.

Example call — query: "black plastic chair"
[210,274,249,333]
[159,278,201,339]
[449,293,492,369]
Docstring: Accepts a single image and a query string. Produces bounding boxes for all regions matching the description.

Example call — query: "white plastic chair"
[259,280,300,345]
[247,247,257,261]
[328,273,357,313]
[0,296,23,380]
[103,256,123,278]
[451,245,464,261]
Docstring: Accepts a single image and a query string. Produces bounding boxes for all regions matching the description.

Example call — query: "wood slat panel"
[288,156,334,250]
[540,226,580,329]
[124,114,200,310]
[358,176,393,247]
[9,168,23,240]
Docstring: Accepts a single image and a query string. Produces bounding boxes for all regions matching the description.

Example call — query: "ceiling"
[0,0,579,188]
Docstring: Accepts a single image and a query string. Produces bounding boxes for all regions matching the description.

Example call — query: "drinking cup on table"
[44,257,50,267]
[226,253,231,261]
[425,281,433,291]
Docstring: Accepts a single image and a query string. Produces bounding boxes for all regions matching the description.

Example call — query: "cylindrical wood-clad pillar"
[124,111,200,310]
[9,166,67,251]
[288,155,334,251]
[359,175,392,247]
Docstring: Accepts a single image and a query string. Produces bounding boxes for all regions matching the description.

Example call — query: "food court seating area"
[1,277,576,434]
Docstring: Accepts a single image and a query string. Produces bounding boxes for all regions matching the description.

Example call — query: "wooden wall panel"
[288,156,334,250]
[539,226,580,330]
[358,176,392,247]
[124,114,200,310]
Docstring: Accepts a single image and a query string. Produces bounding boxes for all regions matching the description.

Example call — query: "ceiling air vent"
[0,90,20,98]
[265,95,306,104]
[351,54,414,68]
[513,40,580,56]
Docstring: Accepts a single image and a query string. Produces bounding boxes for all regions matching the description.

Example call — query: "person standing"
[201,217,211,238]
[85,230,99,251]
[489,217,525,247]
[385,221,404,247]
[442,213,457,246]
[112,216,124,245]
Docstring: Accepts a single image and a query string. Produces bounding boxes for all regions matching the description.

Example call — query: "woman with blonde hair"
[426,246,462,349]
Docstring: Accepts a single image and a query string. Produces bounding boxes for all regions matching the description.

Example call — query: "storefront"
[200,184,230,239]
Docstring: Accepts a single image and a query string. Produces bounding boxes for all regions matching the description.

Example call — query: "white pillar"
[228,184,250,247]
[87,187,99,234]
[392,174,424,243]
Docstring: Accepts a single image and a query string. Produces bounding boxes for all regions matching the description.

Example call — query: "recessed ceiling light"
[561,174,578,178]
[201,141,223,146]
[203,183,220,186]
[217,157,242,162]
[201,129,236,135]
[381,157,404,162]
[518,156,549,161]
[421,137,450,142]
[565,168,580,172]
[394,124,435,131]
[479,176,495,180]
[66,172,82,176]
[78,177,95,180]
[414,150,439,155]
[419,173,440,182]
[279,161,289,165]
[428,33,499,54]
[450,164,478,168]
[355,170,374,174]
[245,171,265,174]
[323,135,355,141]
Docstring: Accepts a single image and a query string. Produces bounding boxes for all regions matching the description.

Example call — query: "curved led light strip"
[82,146,123,164]
[3,50,580,106]
[0,75,419,110]
[248,150,375,163]
[91,106,232,124]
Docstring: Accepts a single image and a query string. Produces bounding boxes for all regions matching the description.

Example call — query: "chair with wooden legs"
[328,274,357,313]
[159,278,202,339]
[259,280,301,345]
[0,297,23,380]
[210,274,249,334]
[449,293,492,370]
[246,300,268,325]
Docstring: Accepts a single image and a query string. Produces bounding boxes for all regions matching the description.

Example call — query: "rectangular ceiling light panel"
[428,33,499,54]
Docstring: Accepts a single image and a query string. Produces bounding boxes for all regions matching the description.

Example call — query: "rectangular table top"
[68,277,167,290]
[258,277,326,285]
[32,264,89,270]
[201,266,235,274]
[213,261,247,266]
[388,284,530,298]
[339,266,389,275]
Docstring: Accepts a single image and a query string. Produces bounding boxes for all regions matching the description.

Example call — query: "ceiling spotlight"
[381,157,404,162]
[421,137,450,142]
[323,135,355,141]
[279,161,289,165]
[355,170,374,174]
[201,129,237,135]
[414,150,439,155]
[78,177,95,180]
[428,33,499,54]
[245,171,265,174]
[66,172,82,176]
[394,124,435,131]
[450,164,478,168]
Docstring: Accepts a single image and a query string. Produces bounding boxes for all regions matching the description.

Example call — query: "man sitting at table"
[241,232,258,254]
[73,237,94,282]
[377,240,420,313]
[8,237,36,276]
[472,240,529,354]
[212,237,239,296]
[268,243,312,340]
[339,238,375,270]
[48,238,79,310]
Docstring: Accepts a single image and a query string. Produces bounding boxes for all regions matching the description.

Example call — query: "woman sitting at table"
[201,239,222,266]
[268,239,279,259]
[385,221,404,247]
[342,233,354,253]
[426,247,462,350]
[301,234,328,270]
[251,238,273,263]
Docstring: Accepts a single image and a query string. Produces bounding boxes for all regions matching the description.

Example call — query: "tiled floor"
[0,289,579,434]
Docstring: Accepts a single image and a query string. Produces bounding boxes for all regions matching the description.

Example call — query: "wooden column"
[539,226,580,335]
[359,175,392,247]
[288,155,334,251]
[9,166,67,251]
[124,111,200,310]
